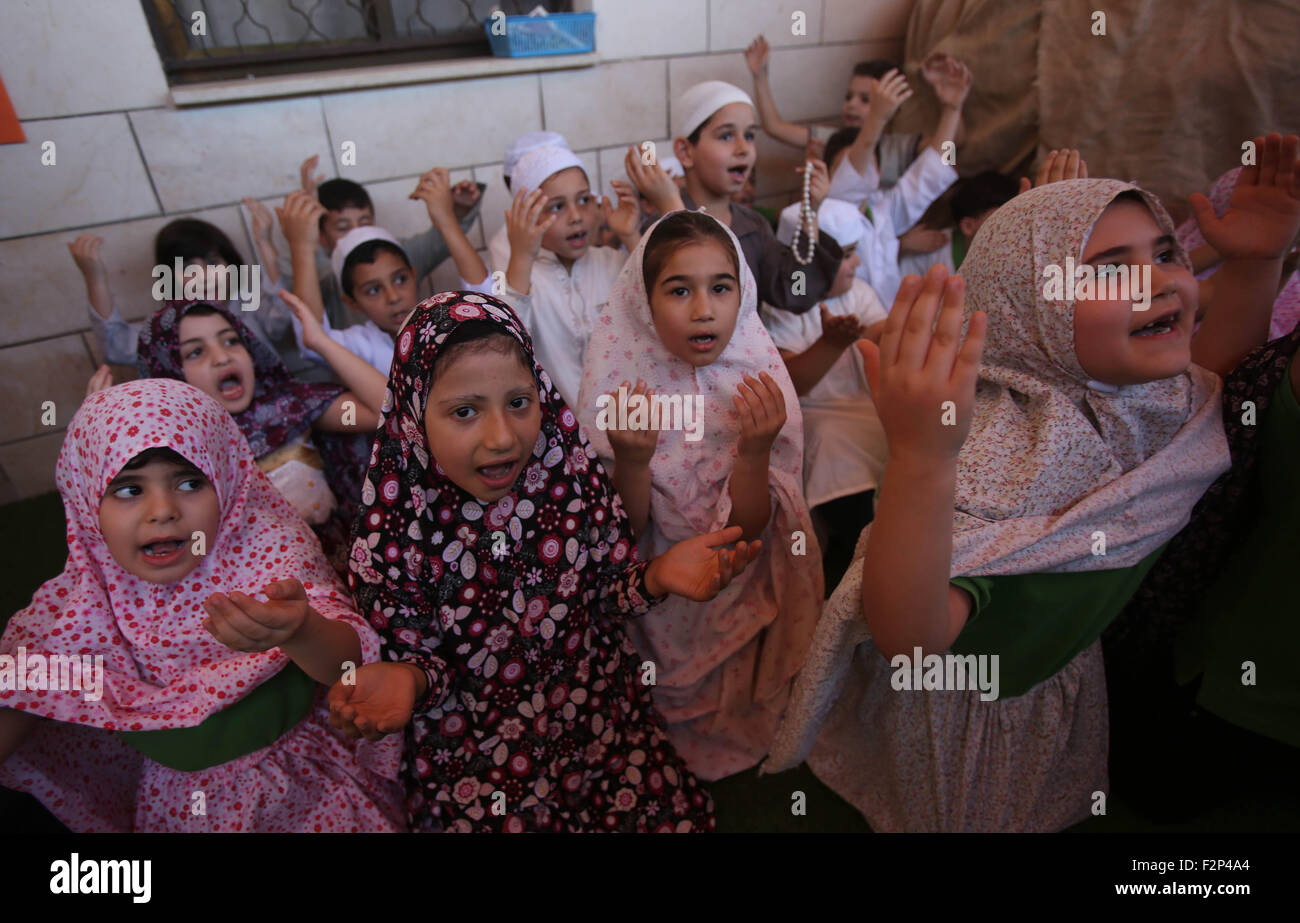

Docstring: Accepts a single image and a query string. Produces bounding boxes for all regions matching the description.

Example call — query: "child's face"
[648,239,742,367]
[345,251,418,335]
[538,167,598,263]
[829,245,860,297]
[320,206,375,253]
[1073,198,1197,386]
[676,103,758,198]
[99,456,219,583]
[423,342,541,504]
[959,208,997,240]
[842,75,875,127]
[177,312,256,414]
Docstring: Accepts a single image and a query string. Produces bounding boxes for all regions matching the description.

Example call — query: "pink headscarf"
[577,211,822,777]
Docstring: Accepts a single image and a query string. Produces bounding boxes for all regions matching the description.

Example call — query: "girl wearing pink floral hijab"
[0,379,405,832]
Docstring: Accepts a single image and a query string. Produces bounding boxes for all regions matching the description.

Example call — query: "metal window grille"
[142,0,570,83]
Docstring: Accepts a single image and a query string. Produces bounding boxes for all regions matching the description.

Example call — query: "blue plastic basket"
[484,11,596,57]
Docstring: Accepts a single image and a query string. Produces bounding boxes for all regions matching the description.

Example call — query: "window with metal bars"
[142,0,572,84]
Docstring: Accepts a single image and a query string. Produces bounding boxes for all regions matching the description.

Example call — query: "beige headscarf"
[766,179,1232,774]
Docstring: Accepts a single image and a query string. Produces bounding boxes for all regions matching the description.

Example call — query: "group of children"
[2,36,1298,833]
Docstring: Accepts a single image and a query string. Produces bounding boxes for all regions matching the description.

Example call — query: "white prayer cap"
[658,155,685,179]
[674,80,755,140]
[511,145,587,195]
[503,131,570,180]
[331,225,403,284]
[776,199,867,250]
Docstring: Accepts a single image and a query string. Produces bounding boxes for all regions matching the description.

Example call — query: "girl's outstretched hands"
[605,379,661,465]
[1191,132,1300,262]
[202,578,313,653]
[646,525,763,600]
[328,663,419,742]
[734,371,788,459]
[856,264,986,462]
[505,187,557,261]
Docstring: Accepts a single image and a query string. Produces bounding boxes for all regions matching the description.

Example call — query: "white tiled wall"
[0,0,916,501]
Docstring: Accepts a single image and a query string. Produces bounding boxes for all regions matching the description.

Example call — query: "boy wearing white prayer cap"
[632,80,843,315]
[496,144,642,410]
[488,131,574,276]
[762,198,889,588]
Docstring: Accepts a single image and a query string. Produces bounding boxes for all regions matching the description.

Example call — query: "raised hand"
[505,187,557,261]
[1191,132,1300,262]
[734,371,787,460]
[605,379,661,465]
[744,35,770,76]
[1018,148,1089,193]
[798,158,830,210]
[599,179,641,240]
[819,304,870,349]
[866,68,913,125]
[410,167,456,225]
[625,145,685,215]
[85,364,113,398]
[241,197,275,244]
[276,190,327,248]
[67,234,106,283]
[202,578,314,653]
[299,154,325,195]
[328,662,419,742]
[645,525,763,600]
[450,179,481,218]
[922,53,973,110]
[280,288,327,350]
[856,264,986,462]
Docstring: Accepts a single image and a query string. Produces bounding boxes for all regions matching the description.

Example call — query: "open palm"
[1193,133,1300,262]
[328,662,417,741]
[650,526,762,601]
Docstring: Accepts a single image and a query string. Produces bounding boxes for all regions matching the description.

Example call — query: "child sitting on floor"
[328,291,760,831]
[0,379,406,831]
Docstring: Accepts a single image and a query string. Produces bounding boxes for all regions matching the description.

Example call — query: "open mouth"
[688,333,718,353]
[726,165,750,184]
[1130,308,1182,338]
[217,372,244,400]
[565,230,588,249]
[140,539,186,566]
[477,458,519,488]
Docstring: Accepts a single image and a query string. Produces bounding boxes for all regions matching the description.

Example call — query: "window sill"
[169,51,601,106]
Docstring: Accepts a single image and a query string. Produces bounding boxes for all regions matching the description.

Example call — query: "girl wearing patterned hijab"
[765,179,1237,831]
[577,210,823,780]
[0,379,405,831]
[137,298,384,574]
[333,290,760,832]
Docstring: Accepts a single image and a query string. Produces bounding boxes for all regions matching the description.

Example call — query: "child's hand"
[67,234,107,283]
[505,187,557,261]
[241,197,275,244]
[276,190,327,249]
[202,578,314,653]
[866,68,913,124]
[625,145,685,215]
[281,288,326,349]
[605,379,661,465]
[734,371,787,460]
[1018,149,1088,193]
[798,158,830,211]
[899,225,948,254]
[1191,132,1300,263]
[921,53,973,110]
[328,662,418,741]
[744,35,770,76]
[300,154,325,195]
[410,167,456,226]
[856,265,986,463]
[645,525,763,600]
[84,364,113,398]
[451,179,481,219]
[819,304,870,349]
[599,179,641,240]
